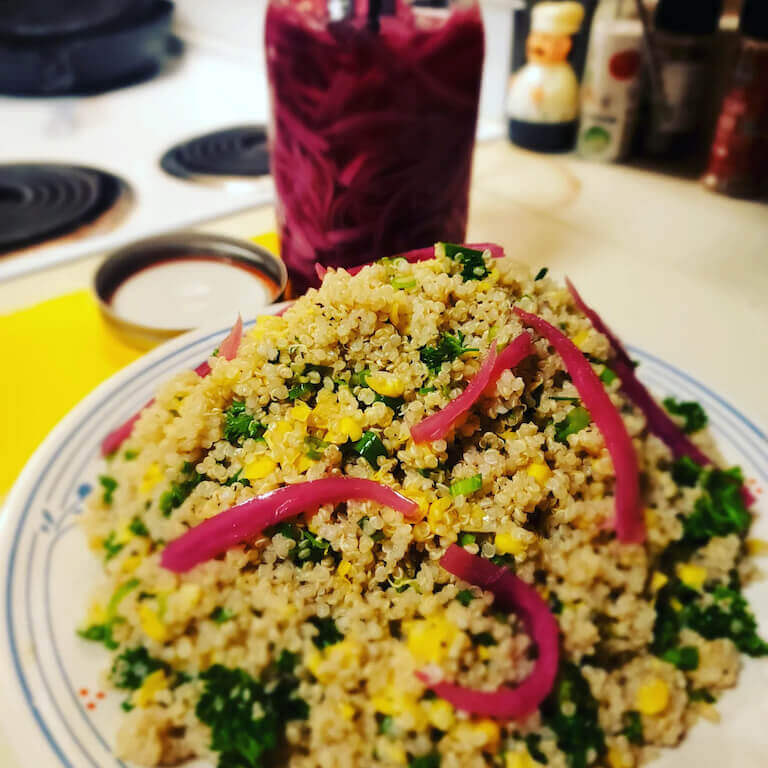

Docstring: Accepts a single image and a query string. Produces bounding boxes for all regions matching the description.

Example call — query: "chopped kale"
[456,589,475,606]
[275,650,298,675]
[440,242,489,281]
[103,531,124,561]
[270,522,334,566]
[210,607,235,624]
[598,366,617,385]
[308,616,344,649]
[159,462,204,517]
[663,398,708,434]
[408,753,441,768]
[77,622,120,650]
[682,467,751,543]
[358,517,385,542]
[123,450,139,461]
[549,593,564,615]
[534,267,549,281]
[111,646,169,690]
[304,435,330,460]
[287,365,332,403]
[540,662,605,768]
[689,688,715,703]
[622,711,644,745]
[554,406,591,444]
[471,631,496,646]
[121,700,135,712]
[223,469,250,488]
[419,330,478,375]
[196,663,308,768]
[377,714,396,735]
[352,430,388,468]
[661,645,700,670]
[99,475,118,505]
[128,516,149,537]
[671,456,703,487]
[525,733,548,764]
[224,401,266,444]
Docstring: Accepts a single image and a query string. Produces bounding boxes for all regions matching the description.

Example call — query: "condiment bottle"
[577,0,644,161]
[507,1,586,152]
[703,0,768,199]
[643,0,723,157]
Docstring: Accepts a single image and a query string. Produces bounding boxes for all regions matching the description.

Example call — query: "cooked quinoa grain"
[81,250,765,768]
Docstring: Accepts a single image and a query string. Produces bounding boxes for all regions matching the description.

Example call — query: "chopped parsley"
[159,462,203,517]
[103,531,124,561]
[123,450,139,461]
[420,330,478,375]
[599,366,617,385]
[671,456,702,487]
[622,710,644,745]
[682,467,751,543]
[308,616,344,649]
[471,631,496,646]
[554,406,591,444]
[196,662,308,768]
[540,662,605,768]
[304,435,329,460]
[663,398,708,434]
[661,645,699,670]
[128,516,149,537]
[223,401,266,444]
[352,430,388,468]
[524,733,548,764]
[377,714,396,735]
[439,242,489,281]
[210,607,235,624]
[273,522,335,566]
[534,267,549,281]
[77,622,120,650]
[111,646,169,690]
[456,589,475,606]
[408,753,441,768]
[99,475,117,505]
[689,688,715,703]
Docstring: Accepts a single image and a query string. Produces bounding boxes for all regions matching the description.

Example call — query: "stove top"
[0,164,130,254]
[160,124,270,182]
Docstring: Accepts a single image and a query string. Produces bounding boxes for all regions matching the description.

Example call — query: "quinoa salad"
[80,244,766,768]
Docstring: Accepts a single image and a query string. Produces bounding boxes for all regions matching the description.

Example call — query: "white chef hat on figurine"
[531,1,585,36]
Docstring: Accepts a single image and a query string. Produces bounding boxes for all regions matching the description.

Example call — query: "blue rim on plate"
[0,320,766,768]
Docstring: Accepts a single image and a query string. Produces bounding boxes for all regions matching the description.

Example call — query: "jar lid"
[94,232,287,349]
[531,1,584,36]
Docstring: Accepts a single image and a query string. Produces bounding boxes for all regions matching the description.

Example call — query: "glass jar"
[265,0,485,293]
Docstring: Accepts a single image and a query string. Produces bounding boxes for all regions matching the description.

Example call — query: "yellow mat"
[0,231,281,498]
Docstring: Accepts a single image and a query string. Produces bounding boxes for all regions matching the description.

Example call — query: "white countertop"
[0,139,766,767]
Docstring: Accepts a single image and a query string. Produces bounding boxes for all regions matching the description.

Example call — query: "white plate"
[1,319,767,768]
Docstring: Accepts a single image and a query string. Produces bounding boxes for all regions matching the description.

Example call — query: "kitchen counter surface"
[0,138,767,766]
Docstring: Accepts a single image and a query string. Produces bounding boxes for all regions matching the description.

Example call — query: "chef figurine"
[508,1,585,152]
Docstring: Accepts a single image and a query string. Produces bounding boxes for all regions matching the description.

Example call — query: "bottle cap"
[654,0,722,36]
[531,1,585,36]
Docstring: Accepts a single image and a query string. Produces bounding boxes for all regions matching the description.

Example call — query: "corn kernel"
[505,751,534,768]
[139,604,168,643]
[473,719,501,752]
[116,523,134,545]
[651,572,669,592]
[121,554,143,574]
[377,739,407,765]
[367,372,405,398]
[607,746,634,768]
[405,615,459,664]
[478,646,492,661]
[405,491,429,519]
[87,601,107,626]
[176,584,201,615]
[339,702,355,721]
[644,508,657,528]
[747,539,768,556]
[140,462,163,495]
[635,678,669,715]
[676,563,707,592]
[88,535,104,552]
[250,315,287,340]
[670,598,683,612]
[290,401,312,422]
[526,461,552,486]
[340,416,363,442]
[571,329,590,349]
[426,699,454,730]
[501,430,518,442]
[296,455,316,473]
[132,669,168,708]
[305,650,323,678]
[337,560,353,579]
[309,640,361,684]
[243,455,277,481]
[495,532,526,556]
[427,497,452,528]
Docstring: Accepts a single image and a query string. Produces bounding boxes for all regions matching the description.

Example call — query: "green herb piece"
[391,275,417,291]
[378,714,396,735]
[671,456,703,487]
[418,385,436,395]
[540,662,605,768]
[661,645,700,670]
[275,650,298,675]
[350,369,370,387]
[159,462,203,517]
[352,431,388,468]
[103,531,124,561]
[270,522,334,566]
[388,574,418,594]
[599,366,617,385]
[456,589,475,606]
[111,647,169,690]
[682,467,751,542]
[304,435,330,460]
[358,517,385,542]
[525,733,548,764]
[420,330,478,375]
[550,396,580,402]
[549,593,564,615]
[196,663,308,768]
[450,474,482,498]
[308,616,344,650]
[121,700,135,712]
[106,578,140,619]
[128,517,149,537]
[408,753,441,768]
[210,607,235,624]
[554,406,591,444]
[223,469,250,488]
[458,532,476,547]
[99,475,117,505]
[471,631,496,646]
[622,711,644,745]
[663,398,708,434]
[689,688,715,703]
[438,242,489,281]
[224,401,266,443]
[534,267,548,281]
[123,450,139,461]
[77,622,120,650]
